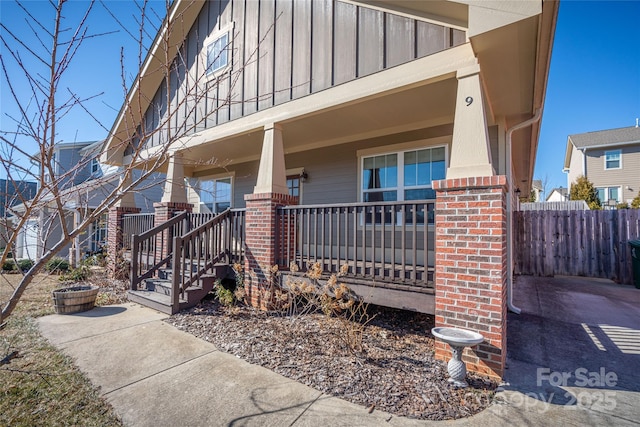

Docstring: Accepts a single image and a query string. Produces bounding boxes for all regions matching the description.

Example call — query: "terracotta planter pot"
[52,285,99,314]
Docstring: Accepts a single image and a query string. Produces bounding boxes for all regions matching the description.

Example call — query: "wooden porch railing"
[130,209,246,298]
[130,211,189,291]
[122,213,155,250]
[276,201,435,288]
[171,209,246,307]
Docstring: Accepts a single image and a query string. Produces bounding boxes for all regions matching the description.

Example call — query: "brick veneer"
[107,206,141,277]
[432,176,508,379]
[153,202,193,261]
[244,193,298,309]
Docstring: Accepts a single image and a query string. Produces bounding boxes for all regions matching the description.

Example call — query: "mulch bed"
[166,298,497,421]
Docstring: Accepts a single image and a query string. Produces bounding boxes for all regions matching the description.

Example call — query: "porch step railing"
[171,209,246,307]
[130,209,246,296]
[130,211,189,291]
[276,201,435,288]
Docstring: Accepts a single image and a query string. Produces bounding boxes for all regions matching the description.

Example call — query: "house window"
[596,186,620,204]
[287,175,300,197]
[91,214,107,252]
[199,177,232,213]
[604,150,621,170]
[206,32,229,75]
[90,158,100,174]
[361,146,445,224]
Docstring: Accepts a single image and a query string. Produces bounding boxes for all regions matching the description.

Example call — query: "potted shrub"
[51,265,99,314]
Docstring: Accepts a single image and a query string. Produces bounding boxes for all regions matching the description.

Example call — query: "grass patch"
[1,273,122,426]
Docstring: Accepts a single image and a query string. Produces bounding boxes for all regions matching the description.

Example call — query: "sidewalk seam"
[56,318,168,346]
[103,349,218,396]
[288,393,323,426]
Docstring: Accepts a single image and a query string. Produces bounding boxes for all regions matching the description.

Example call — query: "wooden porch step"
[128,290,184,315]
[128,265,224,314]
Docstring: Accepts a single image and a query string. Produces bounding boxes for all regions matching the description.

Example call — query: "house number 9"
[465,96,473,106]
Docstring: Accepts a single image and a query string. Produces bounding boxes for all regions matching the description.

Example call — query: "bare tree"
[0,0,250,322]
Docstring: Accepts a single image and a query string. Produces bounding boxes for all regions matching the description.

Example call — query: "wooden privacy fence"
[514,209,640,284]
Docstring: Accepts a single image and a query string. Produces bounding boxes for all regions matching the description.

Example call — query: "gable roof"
[568,126,640,150]
[546,187,567,201]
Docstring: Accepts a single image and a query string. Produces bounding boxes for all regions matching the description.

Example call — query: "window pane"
[215,201,231,212]
[404,151,417,186]
[363,154,397,189]
[287,177,300,197]
[207,33,229,74]
[405,188,436,200]
[608,187,619,201]
[596,188,605,202]
[216,178,231,202]
[364,191,397,202]
[605,151,620,169]
[431,147,446,180]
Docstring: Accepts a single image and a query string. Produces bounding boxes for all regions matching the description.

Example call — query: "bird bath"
[431,327,484,388]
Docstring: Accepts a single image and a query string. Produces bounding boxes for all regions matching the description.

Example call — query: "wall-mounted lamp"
[515,187,521,197]
[299,169,308,182]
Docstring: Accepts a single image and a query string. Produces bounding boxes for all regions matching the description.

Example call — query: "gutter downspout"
[506,108,542,314]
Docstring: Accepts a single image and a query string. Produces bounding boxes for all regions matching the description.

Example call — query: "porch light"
[299,169,308,182]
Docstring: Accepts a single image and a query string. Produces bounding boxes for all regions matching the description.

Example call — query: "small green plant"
[45,257,70,273]
[2,259,16,272]
[631,191,640,209]
[17,259,34,272]
[617,202,629,210]
[214,280,236,307]
[60,265,91,283]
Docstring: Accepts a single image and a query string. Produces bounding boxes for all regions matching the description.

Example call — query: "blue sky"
[1,1,639,189]
[536,0,640,192]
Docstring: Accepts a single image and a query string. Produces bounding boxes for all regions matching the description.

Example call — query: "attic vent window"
[206,32,229,75]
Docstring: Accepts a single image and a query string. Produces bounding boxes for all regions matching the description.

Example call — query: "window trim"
[357,142,448,227]
[203,22,235,79]
[197,174,234,213]
[286,167,304,201]
[357,142,449,204]
[604,149,622,170]
[90,158,100,174]
[596,186,622,204]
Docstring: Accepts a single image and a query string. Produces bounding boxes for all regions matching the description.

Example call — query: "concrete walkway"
[37,276,640,426]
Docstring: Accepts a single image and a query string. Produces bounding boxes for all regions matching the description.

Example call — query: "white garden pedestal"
[432,327,484,388]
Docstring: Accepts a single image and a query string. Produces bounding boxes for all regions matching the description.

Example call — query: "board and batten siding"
[585,145,640,203]
[133,0,466,153]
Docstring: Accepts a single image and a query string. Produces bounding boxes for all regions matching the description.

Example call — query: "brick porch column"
[107,206,141,277]
[244,193,297,309]
[433,176,508,379]
[153,202,193,261]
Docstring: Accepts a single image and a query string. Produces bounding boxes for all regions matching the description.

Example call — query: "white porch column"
[254,123,288,195]
[114,172,137,208]
[161,153,188,204]
[447,64,495,179]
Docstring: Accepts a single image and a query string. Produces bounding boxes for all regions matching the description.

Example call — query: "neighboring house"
[0,179,37,218]
[546,186,569,202]
[14,141,164,262]
[0,179,37,249]
[102,0,557,379]
[564,125,640,206]
[531,179,543,201]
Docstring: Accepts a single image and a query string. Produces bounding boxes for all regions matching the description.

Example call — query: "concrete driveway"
[502,275,640,425]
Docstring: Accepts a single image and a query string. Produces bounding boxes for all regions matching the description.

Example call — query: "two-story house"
[564,125,640,206]
[14,140,164,263]
[101,0,557,379]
